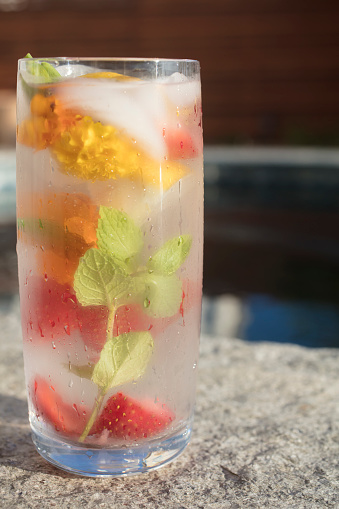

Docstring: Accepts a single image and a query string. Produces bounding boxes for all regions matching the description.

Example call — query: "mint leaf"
[65,363,94,380]
[148,235,192,275]
[23,53,61,83]
[92,331,153,390]
[97,207,143,263]
[74,248,131,307]
[143,273,182,318]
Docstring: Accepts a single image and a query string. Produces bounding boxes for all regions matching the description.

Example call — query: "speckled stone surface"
[1,295,338,508]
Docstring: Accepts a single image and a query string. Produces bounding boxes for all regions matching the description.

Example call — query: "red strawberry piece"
[31,376,89,437]
[22,276,108,350]
[113,304,153,336]
[22,276,80,341]
[77,304,109,351]
[163,127,198,160]
[22,276,200,353]
[90,392,175,441]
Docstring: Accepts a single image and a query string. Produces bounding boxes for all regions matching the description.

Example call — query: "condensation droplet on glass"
[69,379,74,388]
[51,341,56,350]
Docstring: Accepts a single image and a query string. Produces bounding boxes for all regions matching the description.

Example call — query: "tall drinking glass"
[16,57,203,477]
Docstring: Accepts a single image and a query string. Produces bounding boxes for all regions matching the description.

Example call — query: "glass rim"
[18,56,200,64]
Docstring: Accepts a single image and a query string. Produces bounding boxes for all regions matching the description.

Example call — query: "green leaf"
[92,331,154,390]
[97,207,143,263]
[22,53,61,83]
[148,234,192,275]
[73,248,131,307]
[143,273,183,318]
[65,363,94,380]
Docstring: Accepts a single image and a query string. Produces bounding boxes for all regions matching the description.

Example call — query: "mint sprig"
[92,331,153,391]
[72,206,192,442]
[142,273,183,318]
[23,53,61,83]
[73,206,192,319]
[20,53,61,98]
[73,248,130,308]
[97,207,143,267]
[147,234,192,275]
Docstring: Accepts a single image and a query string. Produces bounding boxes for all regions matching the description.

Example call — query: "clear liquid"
[16,67,203,455]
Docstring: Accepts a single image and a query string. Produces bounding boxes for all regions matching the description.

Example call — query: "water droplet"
[51,341,56,349]
[69,379,74,388]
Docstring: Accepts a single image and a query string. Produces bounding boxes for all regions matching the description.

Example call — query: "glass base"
[31,423,192,477]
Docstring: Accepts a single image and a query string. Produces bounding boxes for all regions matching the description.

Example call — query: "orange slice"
[18,192,99,286]
[81,71,139,81]
[52,115,187,189]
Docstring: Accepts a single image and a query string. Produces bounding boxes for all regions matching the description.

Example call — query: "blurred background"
[1,0,339,347]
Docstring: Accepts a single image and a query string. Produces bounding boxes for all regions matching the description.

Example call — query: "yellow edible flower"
[17,94,78,151]
[51,116,187,189]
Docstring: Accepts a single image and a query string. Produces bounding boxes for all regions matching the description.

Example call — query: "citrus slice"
[81,71,139,81]
[51,115,188,189]
[18,192,99,286]
[17,89,188,189]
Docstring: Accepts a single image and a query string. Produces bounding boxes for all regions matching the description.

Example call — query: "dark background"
[1,0,339,146]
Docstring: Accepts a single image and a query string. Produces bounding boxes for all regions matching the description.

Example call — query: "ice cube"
[56,63,100,78]
[163,75,201,108]
[56,79,167,159]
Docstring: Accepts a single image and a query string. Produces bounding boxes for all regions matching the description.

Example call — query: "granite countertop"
[0,295,338,508]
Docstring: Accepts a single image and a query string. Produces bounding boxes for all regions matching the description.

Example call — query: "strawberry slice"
[22,276,80,341]
[23,276,200,353]
[22,276,108,350]
[163,127,200,160]
[90,392,174,441]
[31,377,89,436]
